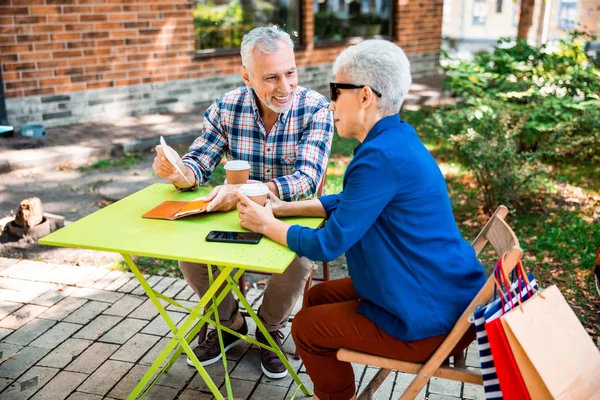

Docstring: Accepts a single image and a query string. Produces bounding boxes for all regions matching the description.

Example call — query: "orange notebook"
[142,199,211,220]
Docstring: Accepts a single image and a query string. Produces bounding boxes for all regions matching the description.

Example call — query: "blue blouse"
[286,114,486,341]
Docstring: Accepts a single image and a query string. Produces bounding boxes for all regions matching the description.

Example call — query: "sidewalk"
[0,76,448,175]
[0,258,485,400]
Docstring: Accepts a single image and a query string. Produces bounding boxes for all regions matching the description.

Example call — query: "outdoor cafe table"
[39,183,323,399]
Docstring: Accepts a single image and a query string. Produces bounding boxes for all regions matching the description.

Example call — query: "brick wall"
[1,0,443,128]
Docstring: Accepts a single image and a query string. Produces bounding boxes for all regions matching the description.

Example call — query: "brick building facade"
[0,0,444,129]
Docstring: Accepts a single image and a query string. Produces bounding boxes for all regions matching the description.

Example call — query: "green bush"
[432,32,600,213]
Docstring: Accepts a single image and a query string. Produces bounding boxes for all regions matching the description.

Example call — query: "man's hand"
[205,184,242,212]
[152,145,195,189]
[267,191,287,217]
[236,190,277,234]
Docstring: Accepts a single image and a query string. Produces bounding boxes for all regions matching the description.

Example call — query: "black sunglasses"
[329,82,382,102]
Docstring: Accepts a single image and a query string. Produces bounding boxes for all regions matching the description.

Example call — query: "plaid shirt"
[182,86,333,201]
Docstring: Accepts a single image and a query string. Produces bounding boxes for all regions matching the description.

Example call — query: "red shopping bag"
[484,258,531,400]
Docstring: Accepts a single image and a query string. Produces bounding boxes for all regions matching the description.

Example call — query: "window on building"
[558,0,577,30]
[472,0,488,26]
[194,0,301,52]
[313,0,392,42]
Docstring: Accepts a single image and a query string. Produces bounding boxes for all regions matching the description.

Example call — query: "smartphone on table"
[206,231,263,244]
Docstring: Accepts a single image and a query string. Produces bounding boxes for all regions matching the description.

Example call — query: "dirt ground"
[0,151,349,280]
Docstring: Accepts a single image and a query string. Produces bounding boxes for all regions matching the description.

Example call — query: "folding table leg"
[121,254,233,400]
[222,268,313,397]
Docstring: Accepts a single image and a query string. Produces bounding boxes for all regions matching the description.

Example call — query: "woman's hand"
[236,190,277,234]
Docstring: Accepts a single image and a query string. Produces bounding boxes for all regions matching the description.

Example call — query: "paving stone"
[30,286,79,307]
[392,372,427,400]
[128,299,165,320]
[66,342,120,374]
[75,268,112,288]
[357,367,394,398]
[428,394,462,400]
[0,345,50,379]
[37,338,92,368]
[0,257,18,269]
[107,364,147,399]
[186,358,235,392]
[29,322,82,349]
[285,372,313,399]
[91,270,124,290]
[0,260,34,278]
[177,388,212,400]
[0,366,59,400]
[115,277,140,294]
[70,287,124,303]
[0,278,55,303]
[30,371,87,400]
[250,382,289,399]
[77,360,133,396]
[72,315,122,340]
[109,333,160,363]
[8,262,58,282]
[139,337,170,366]
[131,275,163,296]
[63,301,110,324]
[44,265,91,286]
[0,304,48,329]
[0,378,11,393]
[98,318,148,344]
[465,342,480,368]
[175,285,195,300]
[145,385,179,400]
[0,328,13,341]
[162,279,187,298]
[2,318,56,346]
[0,302,22,321]
[141,311,186,337]
[38,297,87,321]
[66,392,104,400]
[152,277,177,294]
[231,349,262,381]
[104,273,135,291]
[429,377,462,397]
[215,377,256,399]
[103,295,144,317]
[156,356,195,389]
[463,383,485,400]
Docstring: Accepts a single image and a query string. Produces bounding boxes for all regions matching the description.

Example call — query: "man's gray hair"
[333,40,412,115]
[241,27,294,70]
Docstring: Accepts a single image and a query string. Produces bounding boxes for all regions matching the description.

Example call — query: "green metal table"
[39,183,322,399]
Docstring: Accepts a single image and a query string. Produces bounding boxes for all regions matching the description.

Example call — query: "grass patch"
[79,153,143,171]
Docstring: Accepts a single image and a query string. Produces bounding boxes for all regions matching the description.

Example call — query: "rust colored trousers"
[292,278,474,400]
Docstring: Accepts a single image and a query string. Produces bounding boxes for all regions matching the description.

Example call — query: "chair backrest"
[471,205,519,259]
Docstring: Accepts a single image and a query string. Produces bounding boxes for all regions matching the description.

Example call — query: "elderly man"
[236,39,485,399]
[152,27,333,379]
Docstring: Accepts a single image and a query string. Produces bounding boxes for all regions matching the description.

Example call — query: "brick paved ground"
[0,257,485,400]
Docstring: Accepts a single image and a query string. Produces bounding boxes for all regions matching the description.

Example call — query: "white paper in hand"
[160,136,192,185]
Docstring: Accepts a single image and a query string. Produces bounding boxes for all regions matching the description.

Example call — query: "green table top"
[40,183,323,273]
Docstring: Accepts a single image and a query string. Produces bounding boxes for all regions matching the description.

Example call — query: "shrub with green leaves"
[432,32,600,212]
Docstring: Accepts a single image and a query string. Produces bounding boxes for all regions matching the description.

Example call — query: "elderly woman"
[236,39,486,400]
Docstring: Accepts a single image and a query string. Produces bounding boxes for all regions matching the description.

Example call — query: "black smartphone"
[206,230,263,244]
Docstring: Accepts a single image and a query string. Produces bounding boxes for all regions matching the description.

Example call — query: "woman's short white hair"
[333,40,412,115]
[241,27,294,71]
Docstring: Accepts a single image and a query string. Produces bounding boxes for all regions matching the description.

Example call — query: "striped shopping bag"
[473,271,538,400]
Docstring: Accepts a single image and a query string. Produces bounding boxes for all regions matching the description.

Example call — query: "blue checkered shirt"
[182,86,333,201]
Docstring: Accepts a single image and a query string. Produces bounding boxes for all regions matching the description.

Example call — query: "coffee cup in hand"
[239,183,269,206]
[224,160,250,185]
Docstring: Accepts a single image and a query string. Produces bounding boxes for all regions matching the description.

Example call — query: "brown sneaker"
[256,329,288,379]
[186,318,248,367]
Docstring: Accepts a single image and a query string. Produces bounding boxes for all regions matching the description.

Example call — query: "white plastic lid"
[239,183,269,196]
[224,160,251,171]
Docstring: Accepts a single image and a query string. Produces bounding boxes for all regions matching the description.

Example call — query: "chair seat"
[337,348,483,385]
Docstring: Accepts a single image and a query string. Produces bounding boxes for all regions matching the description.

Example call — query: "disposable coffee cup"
[224,160,250,185]
[239,183,269,206]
